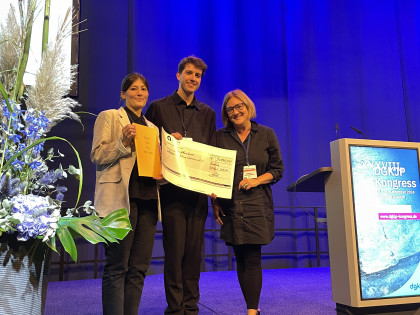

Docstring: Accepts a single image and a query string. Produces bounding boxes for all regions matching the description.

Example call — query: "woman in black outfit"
[211,89,284,315]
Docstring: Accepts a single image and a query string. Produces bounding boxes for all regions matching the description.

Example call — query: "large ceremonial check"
[161,128,236,199]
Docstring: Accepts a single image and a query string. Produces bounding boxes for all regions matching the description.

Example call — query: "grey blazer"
[91,107,161,218]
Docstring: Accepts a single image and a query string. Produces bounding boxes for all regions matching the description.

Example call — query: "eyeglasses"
[225,103,245,115]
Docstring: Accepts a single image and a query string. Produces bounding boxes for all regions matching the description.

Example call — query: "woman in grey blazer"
[91,73,161,315]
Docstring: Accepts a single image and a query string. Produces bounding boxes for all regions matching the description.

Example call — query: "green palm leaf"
[100,208,133,239]
[56,226,77,261]
[54,208,131,262]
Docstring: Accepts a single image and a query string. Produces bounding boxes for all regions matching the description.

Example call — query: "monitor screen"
[349,145,420,300]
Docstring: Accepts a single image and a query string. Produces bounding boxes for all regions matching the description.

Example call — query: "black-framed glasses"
[225,103,245,115]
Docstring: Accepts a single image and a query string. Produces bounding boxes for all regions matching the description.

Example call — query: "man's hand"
[171,132,183,140]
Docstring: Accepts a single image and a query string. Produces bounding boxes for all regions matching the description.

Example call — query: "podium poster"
[349,145,420,300]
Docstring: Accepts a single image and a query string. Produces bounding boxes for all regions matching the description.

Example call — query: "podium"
[288,138,420,314]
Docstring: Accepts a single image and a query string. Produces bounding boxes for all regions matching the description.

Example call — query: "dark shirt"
[145,90,216,204]
[145,91,216,145]
[216,121,284,245]
[124,107,157,200]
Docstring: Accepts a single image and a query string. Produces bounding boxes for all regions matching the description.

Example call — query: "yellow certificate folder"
[134,123,161,177]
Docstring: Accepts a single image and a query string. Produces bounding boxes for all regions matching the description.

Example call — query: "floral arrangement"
[0,0,131,261]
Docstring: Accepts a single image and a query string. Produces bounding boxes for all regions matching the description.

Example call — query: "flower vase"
[0,233,51,315]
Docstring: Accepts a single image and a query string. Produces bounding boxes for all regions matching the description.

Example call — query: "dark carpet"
[45,267,337,314]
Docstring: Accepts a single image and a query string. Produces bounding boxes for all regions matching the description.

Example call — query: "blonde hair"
[221,89,256,127]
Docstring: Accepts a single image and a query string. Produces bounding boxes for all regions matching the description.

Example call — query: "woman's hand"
[239,173,274,191]
[209,193,225,226]
[239,178,259,191]
[122,124,136,147]
[213,203,225,226]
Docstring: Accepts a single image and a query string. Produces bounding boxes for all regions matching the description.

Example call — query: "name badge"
[183,137,193,141]
[243,165,257,179]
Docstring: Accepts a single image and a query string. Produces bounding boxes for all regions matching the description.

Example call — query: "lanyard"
[176,104,195,137]
[236,132,251,166]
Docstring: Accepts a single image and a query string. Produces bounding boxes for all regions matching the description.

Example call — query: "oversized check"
[161,128,236,199]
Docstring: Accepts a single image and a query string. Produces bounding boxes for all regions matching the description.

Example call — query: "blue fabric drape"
[124,0,420,206]
[73,0,420,271]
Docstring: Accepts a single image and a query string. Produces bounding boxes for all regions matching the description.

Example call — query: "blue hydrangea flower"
[10,194,61,241]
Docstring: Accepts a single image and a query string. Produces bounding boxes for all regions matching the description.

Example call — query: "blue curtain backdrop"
[60,0,420,277]
[124,0,420,206]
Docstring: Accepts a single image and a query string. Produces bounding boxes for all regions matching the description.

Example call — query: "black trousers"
[102,199,158,315]
[233,244,263,310]
[161,185,208,315]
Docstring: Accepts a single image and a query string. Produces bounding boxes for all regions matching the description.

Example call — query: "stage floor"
[45,267,336,314]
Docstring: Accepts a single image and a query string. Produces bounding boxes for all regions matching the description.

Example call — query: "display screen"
[349,145,420,300]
